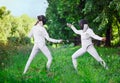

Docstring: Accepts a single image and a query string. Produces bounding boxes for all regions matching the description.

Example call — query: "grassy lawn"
[0,44,120,83]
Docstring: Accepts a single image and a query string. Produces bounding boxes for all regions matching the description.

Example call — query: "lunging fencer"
[23,15,62,74]
[67,19,108,71]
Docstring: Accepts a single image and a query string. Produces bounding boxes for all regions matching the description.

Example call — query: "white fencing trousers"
[72,44,104,70]
[23,43,52,74]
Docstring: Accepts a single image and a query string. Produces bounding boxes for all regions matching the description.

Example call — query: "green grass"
[0,44,120,83]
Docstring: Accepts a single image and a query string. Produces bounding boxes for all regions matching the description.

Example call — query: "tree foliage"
[46,0,120,47]
[0,6,35,45]
[46,0,84,44]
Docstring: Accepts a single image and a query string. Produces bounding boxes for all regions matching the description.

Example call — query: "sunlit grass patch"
[0,45,120,83]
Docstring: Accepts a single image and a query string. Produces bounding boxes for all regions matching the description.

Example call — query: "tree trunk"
[105,26,112,47]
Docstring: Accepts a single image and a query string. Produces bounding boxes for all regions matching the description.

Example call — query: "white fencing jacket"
[71,24,102,47]
[28,25,61,46]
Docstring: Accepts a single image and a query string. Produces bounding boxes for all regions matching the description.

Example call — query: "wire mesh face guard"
[79,19,88,30]
[37,15,47,25]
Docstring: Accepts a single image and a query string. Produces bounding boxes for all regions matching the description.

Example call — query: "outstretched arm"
[44,28,62,43]
[67,23,81,34]
[88,29,106,42]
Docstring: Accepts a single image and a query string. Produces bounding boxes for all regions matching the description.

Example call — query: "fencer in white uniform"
[67,19,108,71]
[23,15,62,74]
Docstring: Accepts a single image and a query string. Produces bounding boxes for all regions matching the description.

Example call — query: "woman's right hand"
[58,39,63,43]
[67,23,73,27]
[102,37,106,42]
